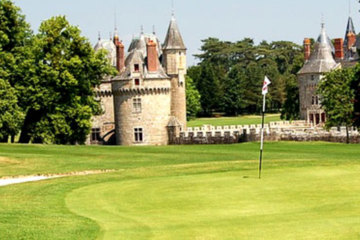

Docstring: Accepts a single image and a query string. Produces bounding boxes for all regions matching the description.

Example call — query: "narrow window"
[134,64,139,72]
[311,75,315,81]
[91,128,101,142]
[312,96,315,105]
[134,128,143,142]
[133,98,142,113]
[134,79,140,86]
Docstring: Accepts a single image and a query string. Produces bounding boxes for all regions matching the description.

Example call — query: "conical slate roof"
[163,15,186,50]
[298,24,339,74]
[344,16,356,47]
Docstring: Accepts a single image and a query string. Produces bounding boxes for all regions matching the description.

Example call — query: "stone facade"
[90,15,186,146]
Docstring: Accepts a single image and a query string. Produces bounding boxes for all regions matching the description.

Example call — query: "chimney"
[347,32,356,50]
[334,38,344,60]
[146,40,158,72]
[116,41,125,72]
[303,38,311,61]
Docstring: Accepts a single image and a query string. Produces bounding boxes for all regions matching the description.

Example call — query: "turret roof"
[298,24,339,75]
[163,15,186,50]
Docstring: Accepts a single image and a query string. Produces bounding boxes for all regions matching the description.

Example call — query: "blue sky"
[13,0,358,65]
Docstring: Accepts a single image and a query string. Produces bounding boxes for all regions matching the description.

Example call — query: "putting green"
[66,166,360,240]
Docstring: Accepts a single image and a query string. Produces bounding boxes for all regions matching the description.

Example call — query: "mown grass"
[0,142,360,239]
[187,114,281,127]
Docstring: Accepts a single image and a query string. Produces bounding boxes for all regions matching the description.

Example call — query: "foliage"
[351,64,360,127]
[281,74,300,120]
[188,38,303,116]
[0,79,24,141]
[16,16,115,144]
[0,142,360,239]
[185,76,201,120]
[0,0,32,140]
[318,68,355,143]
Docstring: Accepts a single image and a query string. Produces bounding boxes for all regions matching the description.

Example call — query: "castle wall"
[169,121,360,145]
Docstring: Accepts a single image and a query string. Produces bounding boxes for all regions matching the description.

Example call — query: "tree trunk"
[11,135,15,143]
[0,135,8,143]
[19,109,41,143]
[346,125,350,144]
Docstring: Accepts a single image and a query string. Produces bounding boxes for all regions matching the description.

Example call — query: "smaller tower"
[163,14,187,129]
[343,16,357,60]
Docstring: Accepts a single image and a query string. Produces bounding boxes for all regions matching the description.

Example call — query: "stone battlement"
[169,121,360,144]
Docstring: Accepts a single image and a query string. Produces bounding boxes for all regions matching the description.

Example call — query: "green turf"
[0,142,360,239]
[187,114,281,127]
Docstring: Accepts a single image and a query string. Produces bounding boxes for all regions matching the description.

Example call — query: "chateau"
[89,15,187,146]
[298,16,359,125]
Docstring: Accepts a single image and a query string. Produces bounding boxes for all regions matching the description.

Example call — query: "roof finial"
[349,0,351,16]
[114,9,118,37]
[98,31,101,41]
[171,0,175,16]
[140,25,144,34]
[152,25,156,35]
[321,13,325,29]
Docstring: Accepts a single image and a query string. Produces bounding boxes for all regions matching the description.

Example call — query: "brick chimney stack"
[147,40,158,72]
[334,38,344,60]
[303,38,311,61]
[347,32,356,50]
[113,35,125,72]
[116,41,125,72]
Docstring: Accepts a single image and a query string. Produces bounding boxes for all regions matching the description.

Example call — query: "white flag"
[262,76,271,95]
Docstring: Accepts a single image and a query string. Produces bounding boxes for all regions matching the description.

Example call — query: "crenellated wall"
[169,121,360,145]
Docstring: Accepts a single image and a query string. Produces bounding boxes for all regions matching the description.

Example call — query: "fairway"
[1,142,360,239]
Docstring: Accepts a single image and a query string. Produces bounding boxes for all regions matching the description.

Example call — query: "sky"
[13,0,359,66]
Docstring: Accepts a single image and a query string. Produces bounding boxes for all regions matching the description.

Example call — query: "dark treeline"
[187,38,304,118]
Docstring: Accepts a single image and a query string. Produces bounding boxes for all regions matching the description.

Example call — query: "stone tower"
[162,14,187,130]
[112,33,172,146]
[298,23,340,125]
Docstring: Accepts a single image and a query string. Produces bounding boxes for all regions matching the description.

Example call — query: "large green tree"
[17,16,114,144]
[318,68,355,144]
[0,0,31,142]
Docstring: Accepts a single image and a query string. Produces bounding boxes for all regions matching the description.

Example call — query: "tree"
[0,79,24,142]
[221,65,246,115]
[351,64,360,128]
[186,76,201,120]
[0,0,32,141]
[318,68,355,144]
[281,74,300,120]
[17,16,115,144]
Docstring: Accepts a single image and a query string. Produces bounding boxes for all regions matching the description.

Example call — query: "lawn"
[187,114,282,127]
[0,142,360,239]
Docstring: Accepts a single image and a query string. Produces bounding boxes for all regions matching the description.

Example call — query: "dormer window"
[134,64,139,72]
[134,79,140,86]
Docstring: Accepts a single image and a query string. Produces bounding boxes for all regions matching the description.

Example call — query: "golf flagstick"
[259,76,271,179]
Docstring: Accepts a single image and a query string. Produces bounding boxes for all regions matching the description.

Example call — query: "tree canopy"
[0,0,31,142]
[188,38,303,117]
[14,16,115,144]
